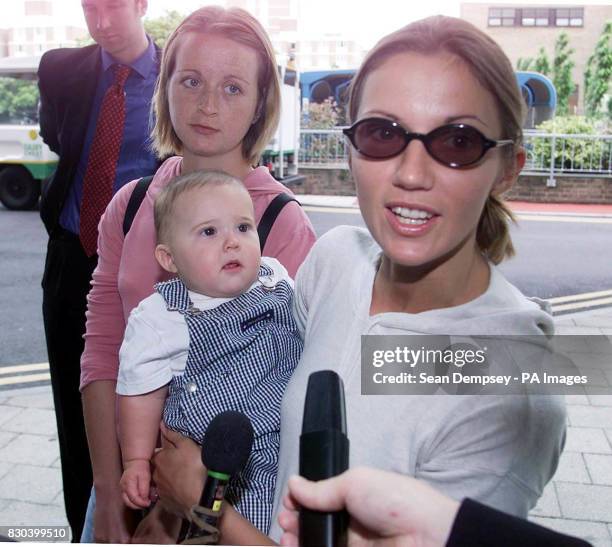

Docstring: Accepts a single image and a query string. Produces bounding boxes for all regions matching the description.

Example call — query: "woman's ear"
[252,99,264,125]
[155,244,179,274]
[493,146,526,196]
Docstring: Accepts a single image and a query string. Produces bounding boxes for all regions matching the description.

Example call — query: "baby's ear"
[154,244,178,274]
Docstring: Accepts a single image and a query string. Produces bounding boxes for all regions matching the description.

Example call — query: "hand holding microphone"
[151,412,254,545]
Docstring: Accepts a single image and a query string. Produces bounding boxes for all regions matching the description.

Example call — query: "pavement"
[0,195,611,545]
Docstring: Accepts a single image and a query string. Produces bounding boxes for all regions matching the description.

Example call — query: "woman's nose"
[392,140,435,192]
[198,88,218,115]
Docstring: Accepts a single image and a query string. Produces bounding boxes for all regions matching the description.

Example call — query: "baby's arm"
[118,386,168,509]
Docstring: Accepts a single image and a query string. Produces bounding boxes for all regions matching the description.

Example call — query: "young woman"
[79,6,316,543]
[151,15,566,545]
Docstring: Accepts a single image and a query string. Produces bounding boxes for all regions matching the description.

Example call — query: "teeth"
[391,207,433,223]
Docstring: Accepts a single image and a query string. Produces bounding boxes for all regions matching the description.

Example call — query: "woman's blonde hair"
[348,16,524,264]
[151,6,281,166]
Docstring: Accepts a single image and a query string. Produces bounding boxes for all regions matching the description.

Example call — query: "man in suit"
[38,0,159,540]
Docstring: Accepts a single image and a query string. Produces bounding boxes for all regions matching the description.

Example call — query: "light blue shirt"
[60,36,159,234]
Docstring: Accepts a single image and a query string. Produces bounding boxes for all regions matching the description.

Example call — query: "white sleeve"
[117,294,189,395]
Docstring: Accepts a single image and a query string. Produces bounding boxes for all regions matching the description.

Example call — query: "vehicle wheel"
[0,166,40,210]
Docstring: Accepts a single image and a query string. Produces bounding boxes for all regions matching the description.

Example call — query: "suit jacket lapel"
[63,46,101,163]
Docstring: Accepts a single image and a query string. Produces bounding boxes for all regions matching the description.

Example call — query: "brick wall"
[504,175,612,204]
[294,169,612,204]
[291,168,355,195]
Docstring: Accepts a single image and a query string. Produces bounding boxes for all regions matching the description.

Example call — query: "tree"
[516,47,550,75]
[0,78,38,123]
[76,10,185,48]
[516,57,533,71]
[584,21,612,117]
[144,10,185,48]
[302,98,340,129]
[552,33,575,115]
[534,47,551,76]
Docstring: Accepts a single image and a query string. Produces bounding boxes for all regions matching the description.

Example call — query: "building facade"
[461,3,612,114]
[0,0,87,58]
[226,0,365,70]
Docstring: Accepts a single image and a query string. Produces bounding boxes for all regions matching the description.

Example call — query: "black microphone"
[299,370,349,547]
[181,410,254,544]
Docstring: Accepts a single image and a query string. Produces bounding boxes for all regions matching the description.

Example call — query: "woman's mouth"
[391,206,435,225]
[191,124,219,135]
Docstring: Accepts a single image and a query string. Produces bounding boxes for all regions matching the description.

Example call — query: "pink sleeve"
[262,200,317,278]
[79,181,137,391]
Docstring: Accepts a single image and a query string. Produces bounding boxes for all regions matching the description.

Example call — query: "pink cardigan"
[80,156,316,390]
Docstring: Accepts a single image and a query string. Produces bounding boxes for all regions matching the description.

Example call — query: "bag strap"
[123,175,154,236]
[257,192,299,252]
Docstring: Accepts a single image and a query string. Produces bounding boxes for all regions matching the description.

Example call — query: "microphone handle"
[179,473,229,543]
[299,430,349,547]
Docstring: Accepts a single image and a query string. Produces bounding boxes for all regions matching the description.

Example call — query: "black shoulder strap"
[257,192,299,252]
[123,175,154,236]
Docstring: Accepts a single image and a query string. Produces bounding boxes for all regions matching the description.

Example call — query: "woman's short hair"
[348,16,523,264]
[151,6,281,166]
[154,170,249,244]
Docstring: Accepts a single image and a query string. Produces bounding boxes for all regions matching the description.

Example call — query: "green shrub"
[530,116,611,170]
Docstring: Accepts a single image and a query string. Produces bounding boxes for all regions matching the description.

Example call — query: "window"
[556,7,583,27]
[488,7,517,27]
[521,8,549,26]
[489,6,583,28]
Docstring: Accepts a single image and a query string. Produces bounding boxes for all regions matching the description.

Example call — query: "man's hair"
[151,6,281,165]
[154,170,250,244]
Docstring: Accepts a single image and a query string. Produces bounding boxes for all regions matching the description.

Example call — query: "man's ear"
[493,146,526,196]
[155,244,178,274]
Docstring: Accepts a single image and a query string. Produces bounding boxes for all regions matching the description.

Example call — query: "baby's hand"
[120,459,152,509]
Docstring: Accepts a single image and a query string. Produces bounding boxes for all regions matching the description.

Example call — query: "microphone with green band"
[182,411,254,543]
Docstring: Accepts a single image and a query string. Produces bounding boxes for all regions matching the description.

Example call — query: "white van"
[0,55,58,210]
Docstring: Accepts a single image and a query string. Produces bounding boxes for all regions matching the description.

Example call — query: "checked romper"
[157,263,302,533]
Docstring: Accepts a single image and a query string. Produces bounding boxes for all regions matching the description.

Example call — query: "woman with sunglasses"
[151,16,566,544]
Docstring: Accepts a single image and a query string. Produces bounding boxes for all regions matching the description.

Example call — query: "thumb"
[286,474,348,512]
[160,423,182,448]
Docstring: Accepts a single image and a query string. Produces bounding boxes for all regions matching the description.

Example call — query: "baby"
[116,170,303,533]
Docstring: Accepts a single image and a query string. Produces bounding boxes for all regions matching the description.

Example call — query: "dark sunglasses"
[342,117,514,168]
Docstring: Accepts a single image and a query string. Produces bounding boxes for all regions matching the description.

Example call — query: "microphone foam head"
[201,411,254,476]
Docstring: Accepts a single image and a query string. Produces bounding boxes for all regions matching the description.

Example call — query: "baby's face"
[164,183,261,298]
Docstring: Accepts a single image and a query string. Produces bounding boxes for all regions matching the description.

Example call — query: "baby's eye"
[201,227,216,236]
[238,223,251,233]
[225,84,241,95]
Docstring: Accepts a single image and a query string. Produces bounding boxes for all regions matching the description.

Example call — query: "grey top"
[269,226,566,540]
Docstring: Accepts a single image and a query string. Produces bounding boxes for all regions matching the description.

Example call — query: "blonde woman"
[79,6,315,543]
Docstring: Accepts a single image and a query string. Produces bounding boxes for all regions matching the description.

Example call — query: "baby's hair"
[154,170,250,244]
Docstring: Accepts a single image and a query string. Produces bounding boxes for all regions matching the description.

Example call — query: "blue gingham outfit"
[157,264,302,534]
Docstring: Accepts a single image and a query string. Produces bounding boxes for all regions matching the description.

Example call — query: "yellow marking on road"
[303,206,360,214]
[515,214,612,224]
[548,289,612,304]
[303,207,612,224]
[552,296,612,313]
[0,362,49,375]
[0,372,51,386]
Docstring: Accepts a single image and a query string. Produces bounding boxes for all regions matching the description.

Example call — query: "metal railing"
[299,129,612,183]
